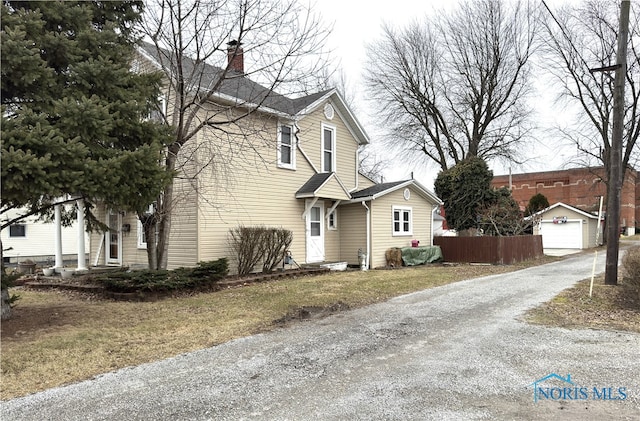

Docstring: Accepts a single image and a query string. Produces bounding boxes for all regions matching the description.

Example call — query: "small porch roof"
[295,172,351,201]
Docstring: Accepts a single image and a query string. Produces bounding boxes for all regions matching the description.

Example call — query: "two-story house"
[88,43,442,272]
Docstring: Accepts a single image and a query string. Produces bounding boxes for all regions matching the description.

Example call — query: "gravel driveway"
[3,252,639,420]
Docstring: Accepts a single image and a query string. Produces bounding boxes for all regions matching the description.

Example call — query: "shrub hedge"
[96,258,228,293]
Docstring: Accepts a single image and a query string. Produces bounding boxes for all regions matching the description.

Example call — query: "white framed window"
[149,95,167,122]
[137,205,154,249]
[9,224,26,238]
[137,219,147,249]
[277,123,296,169]
[328,211,337,230]
[321,123,336,173]
[392,206,412,236]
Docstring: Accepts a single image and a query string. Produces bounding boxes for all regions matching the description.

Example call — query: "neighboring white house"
[1,204,89,265]
[531,202,603,250]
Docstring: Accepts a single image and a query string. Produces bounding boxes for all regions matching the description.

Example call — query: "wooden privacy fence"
[433,235,543,265]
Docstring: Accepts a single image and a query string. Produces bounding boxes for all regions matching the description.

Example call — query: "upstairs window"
[278,123,295,169]
[392,206,412,236]
[322,123,336,172]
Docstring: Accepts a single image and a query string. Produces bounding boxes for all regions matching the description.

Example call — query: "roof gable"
[351,180,441,204]
[534,202,601,219]
[295,173,351,201]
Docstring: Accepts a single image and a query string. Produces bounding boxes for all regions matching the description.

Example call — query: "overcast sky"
[318,0,582,188]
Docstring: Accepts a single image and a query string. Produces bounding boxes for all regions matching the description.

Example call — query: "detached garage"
[532,203,603,250]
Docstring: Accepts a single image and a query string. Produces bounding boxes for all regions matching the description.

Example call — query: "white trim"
[321,123,336,173]
[392,205,413,236]
[326,200,340,230]
[277,122,296,170]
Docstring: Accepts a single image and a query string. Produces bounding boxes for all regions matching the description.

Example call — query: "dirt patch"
[1,289,100,339]
[274,302,351,326]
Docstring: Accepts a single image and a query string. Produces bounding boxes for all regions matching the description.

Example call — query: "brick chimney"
[227,40,244,73]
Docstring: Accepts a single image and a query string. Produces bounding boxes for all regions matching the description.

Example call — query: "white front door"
[106,210,122,265]
[306,202,325,263]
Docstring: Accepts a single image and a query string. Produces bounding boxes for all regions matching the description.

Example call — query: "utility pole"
[604,0,630,285]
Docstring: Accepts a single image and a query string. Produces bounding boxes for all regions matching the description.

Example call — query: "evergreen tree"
[525,193,550,216]
[434,157,496,233]
[1,1,172,319]
[1,0,172,228]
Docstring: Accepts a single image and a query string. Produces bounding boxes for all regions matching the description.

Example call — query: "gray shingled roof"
[350,180,409,199]
[138,42,331,116]
[296,173,334,196]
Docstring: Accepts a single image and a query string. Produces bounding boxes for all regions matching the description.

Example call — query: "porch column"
[76,199,87,271]
[54,204,64,271]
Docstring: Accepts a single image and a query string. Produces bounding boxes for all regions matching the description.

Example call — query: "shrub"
[228,226,293,275]
[229,226,265,276]
[261,228,293,273]
[622,247,640,287]
[96,258,228,293]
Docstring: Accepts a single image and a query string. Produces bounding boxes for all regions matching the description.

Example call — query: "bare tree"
[541,0,640,180]
[364,0,539,172]
[139,0,330,269]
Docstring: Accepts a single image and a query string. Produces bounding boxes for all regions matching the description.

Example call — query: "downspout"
[361,201,370,270]
[431,206,438,246]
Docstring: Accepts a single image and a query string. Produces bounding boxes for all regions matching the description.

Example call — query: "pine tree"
[1,1,172,318]
[1,0,172,226]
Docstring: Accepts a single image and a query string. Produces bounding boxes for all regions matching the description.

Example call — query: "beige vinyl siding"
[323,199,341,262]
[315,177,350,201]
[192,100,363,272]
[166,132,201,269]
[357,173,377,190]
[370,187,434,268]
[120,212,147,268]
[297,105,360,190]
[194,112,312,272]
[338,202,367,265]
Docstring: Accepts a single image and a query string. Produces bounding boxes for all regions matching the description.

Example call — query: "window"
[322,124,336,172]
[137,220,147,249]
[328,211,337,230]
[392,206,412,235]
[277,123,295,169]
[9,224,26,237]
[148,95,167,122]
[137,205,154,249]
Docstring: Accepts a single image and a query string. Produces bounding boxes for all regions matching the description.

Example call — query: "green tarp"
[401,246,443,266]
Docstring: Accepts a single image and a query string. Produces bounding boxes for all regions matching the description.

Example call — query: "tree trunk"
[1,288,12,320]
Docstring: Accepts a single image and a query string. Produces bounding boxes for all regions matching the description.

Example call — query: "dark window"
[9,224,26,237]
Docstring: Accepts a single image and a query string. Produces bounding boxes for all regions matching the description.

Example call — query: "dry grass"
[525,275,640,333]
[1,262,530,400]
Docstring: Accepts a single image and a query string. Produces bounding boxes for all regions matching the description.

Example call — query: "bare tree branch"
[364,0,539,171]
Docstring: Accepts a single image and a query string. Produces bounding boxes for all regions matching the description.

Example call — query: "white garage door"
[540,221,582,249]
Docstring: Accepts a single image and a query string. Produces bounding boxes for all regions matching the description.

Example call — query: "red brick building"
[492,167,639,235]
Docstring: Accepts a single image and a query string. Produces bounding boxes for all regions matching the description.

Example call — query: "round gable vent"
[324,103,334,120]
